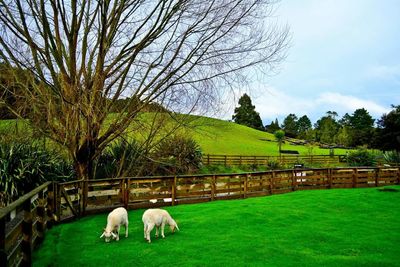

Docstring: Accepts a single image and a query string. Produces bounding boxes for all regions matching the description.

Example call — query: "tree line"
[232,94,400,151]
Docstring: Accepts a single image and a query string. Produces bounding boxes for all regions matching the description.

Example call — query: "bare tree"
[0,0,289,180]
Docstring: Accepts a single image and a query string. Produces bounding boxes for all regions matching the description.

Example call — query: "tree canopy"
[376,105,400,151]
[265,118,280,133]
[282,113,298,138]
[348,108,374,147]
[232,93,264,131]
[0,0,289,179]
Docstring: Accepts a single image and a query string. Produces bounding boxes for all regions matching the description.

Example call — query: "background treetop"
[232,93,264,131]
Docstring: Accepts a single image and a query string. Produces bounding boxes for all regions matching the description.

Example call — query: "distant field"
[0,114,349,156]
[33,186,400,266]
[185,116,348,156]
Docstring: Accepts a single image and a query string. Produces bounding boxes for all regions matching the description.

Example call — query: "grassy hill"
[185,116,347,156]
[0,114,349,156]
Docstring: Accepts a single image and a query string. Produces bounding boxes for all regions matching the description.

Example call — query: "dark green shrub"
[267,160,281,170]
[0,141,74,206]
[95,138,145,178]
[96,136,202,177]
[154,135,202,175]
[346,149,376,167]
[383,151,400,166]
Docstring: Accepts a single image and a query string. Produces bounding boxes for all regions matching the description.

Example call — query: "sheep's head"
[169,221,180,233]
[100,228,117,242]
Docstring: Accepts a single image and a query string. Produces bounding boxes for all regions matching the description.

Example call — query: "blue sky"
[229,0,400,125]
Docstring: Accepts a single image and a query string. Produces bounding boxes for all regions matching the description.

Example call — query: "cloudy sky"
[225,0,400,125]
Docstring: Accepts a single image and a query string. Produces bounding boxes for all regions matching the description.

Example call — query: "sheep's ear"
[111,232,117,239]
[100,232,105,238]
[175,224,180,231]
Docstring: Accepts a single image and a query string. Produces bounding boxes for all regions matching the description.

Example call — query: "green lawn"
[33,186,400,266]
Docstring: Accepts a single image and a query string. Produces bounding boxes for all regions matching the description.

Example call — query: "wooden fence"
[54,167,399,222]
[1,167,400,266]
[0,182,56,267]
[202,154,347,166]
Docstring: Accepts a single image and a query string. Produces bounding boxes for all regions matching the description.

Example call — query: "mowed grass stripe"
[33,186,400,267]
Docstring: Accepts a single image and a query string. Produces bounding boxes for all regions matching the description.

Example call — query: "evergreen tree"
[265,118,280,133]
[296,115,312,139]
[282,114,298,137]
[314,111,340,144]
[335,126,351,147]
[375,105,400,151]
[348,108,374,147]
[232,94,264,130]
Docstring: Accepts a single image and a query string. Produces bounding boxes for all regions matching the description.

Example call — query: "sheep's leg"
[116,226,120,241]
[161,222,165,238]
[143,224,147,239]
[155,226,159,238]
[146,223,155,243]
[125,221,129,238]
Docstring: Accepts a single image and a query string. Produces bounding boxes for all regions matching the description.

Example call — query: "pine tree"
[232,94,264,130]
[296,115,312,139]
[265,118,280,133]
[282,114,298,137]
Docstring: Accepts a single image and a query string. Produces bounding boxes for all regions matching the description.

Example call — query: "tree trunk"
[74,138,97,216]
[75,138,97,181]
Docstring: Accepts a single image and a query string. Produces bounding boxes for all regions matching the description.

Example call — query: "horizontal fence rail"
[202,154,347,166]
[2,167,400,266]
[55,167,399,221]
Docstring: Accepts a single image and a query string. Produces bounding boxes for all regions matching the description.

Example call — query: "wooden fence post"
[172,176,177,206]
[211,175,216,201]
[46,182,55,229]
[56,183,61,222]
[270,172,275,195]
[207,154,210,165]
[36,190,46,245]
[352,168,358,188]
[0,216,6,266]
[224,155,227,167]
[21,199,33,266]
[397,167,400,185]
[244,174,249,198]
[125,179,130,208]
[82,180,89,216]
[375,168,380,187]
[328,168,333,189]
[120,179,126,209]
[291,170,296,191]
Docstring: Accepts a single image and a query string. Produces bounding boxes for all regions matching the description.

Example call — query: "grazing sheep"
[142,208,179,243]
[100,207,129,242]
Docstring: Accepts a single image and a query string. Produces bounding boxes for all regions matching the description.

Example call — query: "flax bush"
[0,141,74,206]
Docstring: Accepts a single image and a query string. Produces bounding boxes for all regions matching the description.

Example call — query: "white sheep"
[100,207,129,242]
[142,208,179,243]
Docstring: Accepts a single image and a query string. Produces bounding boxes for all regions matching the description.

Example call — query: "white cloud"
[253,87,314,122]
[315,92,390,117]
[248,88,390,124]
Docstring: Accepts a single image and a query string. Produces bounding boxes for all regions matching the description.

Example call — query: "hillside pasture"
[33,186,400,266]
[0,115,348,156]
